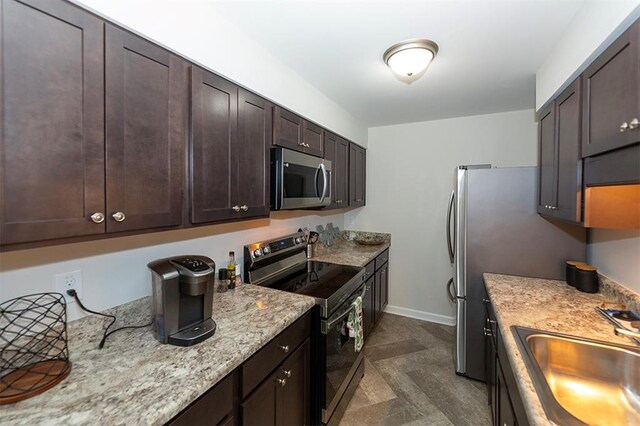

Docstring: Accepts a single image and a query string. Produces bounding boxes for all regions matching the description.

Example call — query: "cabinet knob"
[112,212,126,222]
[484,327,493,337]
[232,205,241,212]
[241,205,249,212]
[90,212,105,224]
[277,378,287,387]
[620,122,629,132]
[282,369,292,378]
[278,344,290,353]
[630,118,639,129]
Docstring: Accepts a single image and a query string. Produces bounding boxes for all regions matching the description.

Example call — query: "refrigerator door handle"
[446,190,455,263]
[446,278,456,303]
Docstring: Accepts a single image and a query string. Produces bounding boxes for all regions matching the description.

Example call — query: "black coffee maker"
[148,255,216,346]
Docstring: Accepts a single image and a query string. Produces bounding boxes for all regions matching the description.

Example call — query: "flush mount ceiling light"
[383,39,439,83]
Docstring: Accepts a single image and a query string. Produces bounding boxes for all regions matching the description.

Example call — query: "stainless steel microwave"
[271,148,331,210]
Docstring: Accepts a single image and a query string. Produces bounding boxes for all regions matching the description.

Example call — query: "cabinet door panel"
[237,89,271,218]
[555,80,582,223]
[278,339,311,426]
[273,106,303,151]
[374,269,382,323]
[105,25,185,233]
[1,0,105,244]
[380,263,389,311]
[190,67,238,223]
[302,121,323,157]
[582,20,639,156]
[348,143,366,207]
[335,138,350,208]
[241,370,278,426]
[537,105,556,212]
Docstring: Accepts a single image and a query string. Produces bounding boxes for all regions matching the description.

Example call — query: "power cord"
[67,289,152,349]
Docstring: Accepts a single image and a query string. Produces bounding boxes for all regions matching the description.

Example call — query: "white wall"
[0,211,345,321]
[344,110,537,323]
[536,1,640,110]
[535,0,640,294]
[72,0,367,146]
[588,230,640,293]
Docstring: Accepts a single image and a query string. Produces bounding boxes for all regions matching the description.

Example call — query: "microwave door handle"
[446,190,455,263]
[314,164,321,199]
[319,163,328,202]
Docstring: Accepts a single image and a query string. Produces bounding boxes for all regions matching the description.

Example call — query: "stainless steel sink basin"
[512,326,640,426]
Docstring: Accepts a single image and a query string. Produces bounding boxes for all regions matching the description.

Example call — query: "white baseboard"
[384,305,456,326]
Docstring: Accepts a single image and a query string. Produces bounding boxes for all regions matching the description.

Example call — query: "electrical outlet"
[54,270,83,303]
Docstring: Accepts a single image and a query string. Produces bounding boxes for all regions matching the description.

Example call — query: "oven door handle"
[321,285,366,334]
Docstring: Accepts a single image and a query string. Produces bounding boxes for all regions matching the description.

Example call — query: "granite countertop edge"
[310,230,391,267]
[0,285,316,426]
[483,272,638,426]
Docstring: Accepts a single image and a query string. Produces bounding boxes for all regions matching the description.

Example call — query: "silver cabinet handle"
[232,205,240,212]
[298,142,304,146]
[90,212,105,224]
[112,212,126,222]
[484,327,493,337]
[282,369,292,378]
[241,205,248,212]
[277,378,287,387]
[278,344,290,353]
[630,118,639,129]
[620,122,629,132]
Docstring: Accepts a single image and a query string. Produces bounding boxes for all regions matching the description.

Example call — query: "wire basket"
[0,292,72,404]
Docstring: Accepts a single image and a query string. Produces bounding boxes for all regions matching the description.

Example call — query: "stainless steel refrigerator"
[445,165,586,381]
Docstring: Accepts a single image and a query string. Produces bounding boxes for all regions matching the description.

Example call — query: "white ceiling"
[211,0,585,127]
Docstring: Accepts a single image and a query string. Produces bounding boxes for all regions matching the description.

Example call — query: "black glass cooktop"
[265,261,364,317]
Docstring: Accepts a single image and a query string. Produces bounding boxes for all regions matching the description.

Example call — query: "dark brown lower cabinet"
[363,249,390,337]
[168,313,311,426]
[484,298,527,426]
[242,339,311,426]
[169,372,234,426]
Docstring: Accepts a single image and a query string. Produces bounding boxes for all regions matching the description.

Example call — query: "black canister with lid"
[575,264,599,293]
[565,260,587,287]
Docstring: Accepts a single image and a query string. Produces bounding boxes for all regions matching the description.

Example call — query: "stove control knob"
[253,248,263,258]
[263,246,271,254]
[294,237,302,244]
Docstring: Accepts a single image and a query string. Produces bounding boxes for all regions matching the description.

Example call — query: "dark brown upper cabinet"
[190,66,270,223]
[348,143,366,207]
[323,132,349,209]
[582,19,639,157]
[0,0,105,245]
[236,89,271,219]
[273,106,323,157]
[537,79,583,223]
[190,68,238,223]
[105,25,186,233]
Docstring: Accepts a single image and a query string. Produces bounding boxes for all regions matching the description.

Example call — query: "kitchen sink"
[512,326,640,426]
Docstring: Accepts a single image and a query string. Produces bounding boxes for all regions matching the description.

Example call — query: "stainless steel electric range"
[244,231,366,425]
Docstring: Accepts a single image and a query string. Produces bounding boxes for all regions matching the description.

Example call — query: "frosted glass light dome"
[383,39,439,80]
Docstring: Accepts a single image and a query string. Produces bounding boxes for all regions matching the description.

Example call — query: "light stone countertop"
[484,273,639,426]
[0,284,315,425]
[311,230,391,267]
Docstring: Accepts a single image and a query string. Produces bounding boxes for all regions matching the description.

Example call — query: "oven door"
[320,284,366,424]
[271,147,331,210]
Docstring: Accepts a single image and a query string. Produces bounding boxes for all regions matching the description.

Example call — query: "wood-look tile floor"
[338,314,492,426]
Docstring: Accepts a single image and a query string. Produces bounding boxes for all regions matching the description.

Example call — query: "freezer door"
[454,297,466,375]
